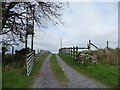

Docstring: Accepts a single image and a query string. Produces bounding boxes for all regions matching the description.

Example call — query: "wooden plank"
[90,43,99,49]
[78,47,88,49]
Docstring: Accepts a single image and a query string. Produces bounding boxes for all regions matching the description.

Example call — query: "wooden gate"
[26,50,35,76]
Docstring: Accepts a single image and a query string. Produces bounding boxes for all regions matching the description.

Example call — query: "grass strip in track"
[2,54,48,88]
[59,53,118,88]
[50,54,68,87]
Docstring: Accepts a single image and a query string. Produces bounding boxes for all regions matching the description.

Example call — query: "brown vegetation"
[2,48,32,71]
[87,48,119,66]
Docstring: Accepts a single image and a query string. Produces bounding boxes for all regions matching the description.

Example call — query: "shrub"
[3,48,32,71]
[87,48,119,66]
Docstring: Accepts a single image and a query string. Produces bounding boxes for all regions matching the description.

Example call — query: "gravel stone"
[56,54,108,88]
[32,54,61,88]
[32,54,108,88]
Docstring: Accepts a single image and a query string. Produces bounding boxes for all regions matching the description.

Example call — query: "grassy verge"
[50,54,68,87]
[59,53,118,88]
[2,54,48,88]
[0,63,2,89]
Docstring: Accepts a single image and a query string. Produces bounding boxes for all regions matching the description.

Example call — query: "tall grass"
[87,48,119,66]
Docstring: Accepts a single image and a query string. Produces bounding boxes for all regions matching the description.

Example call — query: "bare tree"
[1,1,68,46]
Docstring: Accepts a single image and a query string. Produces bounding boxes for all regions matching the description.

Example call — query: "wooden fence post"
[69,47,70,58]
[89,40,91,50]
[67,48,68,55]
[71,47,73,60]
[72,47,74,60]
[61,48,63,54]
[76,46,78,61]
[64,48,65,55]
[70,47,72,59]
[106,41,109,49]
[64,48,66,55]
[65,48,66,55]
[63,48,64,54]
[66,48,69,57]
[74,47,76,60]
[62,48,63,54]
[73,47,75,60]
[66,48,68,56]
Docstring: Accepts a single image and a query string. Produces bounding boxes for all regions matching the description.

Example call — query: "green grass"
[0,62,2,89]
[2,54,48,88]
[59,53,118,88]
[50,54,68,87]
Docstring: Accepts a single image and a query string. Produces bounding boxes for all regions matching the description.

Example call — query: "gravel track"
[32,54,61,88]
[56,54,108,88]
[32,54,108,88]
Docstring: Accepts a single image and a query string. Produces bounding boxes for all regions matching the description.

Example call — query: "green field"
[59,53,118,88]
[2,55,48,88]
[50,54,68,87]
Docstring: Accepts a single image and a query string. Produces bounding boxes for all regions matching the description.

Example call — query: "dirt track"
[32,54,108,88]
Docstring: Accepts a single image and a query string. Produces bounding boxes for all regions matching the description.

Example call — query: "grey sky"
[13,1,118,53]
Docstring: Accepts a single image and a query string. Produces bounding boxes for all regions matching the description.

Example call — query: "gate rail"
[26,50,35,76]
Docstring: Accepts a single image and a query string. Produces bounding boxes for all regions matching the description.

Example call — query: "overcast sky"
[14,0,118,53]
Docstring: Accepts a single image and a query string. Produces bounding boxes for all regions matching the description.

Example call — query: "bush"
[87,48,119,66]
[3,48,32,71]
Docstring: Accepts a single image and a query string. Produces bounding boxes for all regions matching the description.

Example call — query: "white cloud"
[60,2,118,47]
[27,2,118,53]
[1,1,118,54]
[52,0,119,2]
